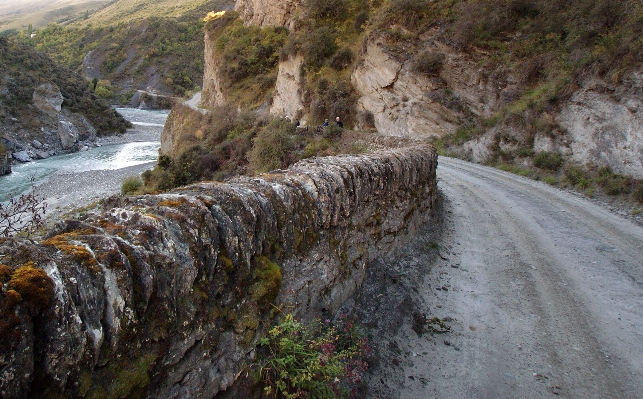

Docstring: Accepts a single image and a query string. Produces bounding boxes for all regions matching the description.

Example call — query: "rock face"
[0,145,438,399]
[201,28,227,109]
[234,0,303,28]
[270,54,305,119]
[57,121,79,150]
[32,83,64,116]
[556,75,643,178]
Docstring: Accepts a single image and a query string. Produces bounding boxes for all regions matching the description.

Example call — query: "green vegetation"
[533,151,563,171]
[250,256,283,308]
[121,176,143,195]
[249,118,296,174]
[257,313,369,398]
[210,15,288,107]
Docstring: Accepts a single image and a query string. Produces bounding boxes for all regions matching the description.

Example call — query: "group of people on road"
[322,116,343,129]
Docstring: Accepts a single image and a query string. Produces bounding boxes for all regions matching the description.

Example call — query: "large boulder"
[32,83,64,116]
[57,121,79,149]
[12,150,32,163]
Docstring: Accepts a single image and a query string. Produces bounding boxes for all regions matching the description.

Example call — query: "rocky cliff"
[0,144,438,398]
[197,2,643,179]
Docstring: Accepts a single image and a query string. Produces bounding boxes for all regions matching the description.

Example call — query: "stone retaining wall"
[0,145,437,398]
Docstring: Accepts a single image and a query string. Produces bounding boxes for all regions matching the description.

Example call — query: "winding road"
[369,157,643,398]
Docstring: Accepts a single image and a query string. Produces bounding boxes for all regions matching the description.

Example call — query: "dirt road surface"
[360,157,643,399]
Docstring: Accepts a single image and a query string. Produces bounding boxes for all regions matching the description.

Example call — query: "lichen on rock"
[0,144,437,399]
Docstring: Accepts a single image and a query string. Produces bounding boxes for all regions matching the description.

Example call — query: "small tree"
[0,182,47,237]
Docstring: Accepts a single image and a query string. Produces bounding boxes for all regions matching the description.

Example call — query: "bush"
[302,27,338,70]
[412,51,445,76]
[330,48,354,70]
[257,313,369,399]
[358,110,376,129]
[0,186,47,238]
[323,123,343,140]
[305,0,347,20]
[564,165,586,185]
[249,118,296,174]
[388,0,428,28]
[121,175,143,195]
[533,151,563,171]
[602,175,631,196]
[354,10,369,32]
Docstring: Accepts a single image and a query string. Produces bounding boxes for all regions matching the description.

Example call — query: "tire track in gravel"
[361,157,643,399]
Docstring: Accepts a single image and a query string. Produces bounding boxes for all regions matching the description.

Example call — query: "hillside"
[157,0,643,206]
[0,0,109,32]
[0,37,130,174]
[8,0,233,101]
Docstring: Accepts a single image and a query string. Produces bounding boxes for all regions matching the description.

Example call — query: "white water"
[0,108,167,202]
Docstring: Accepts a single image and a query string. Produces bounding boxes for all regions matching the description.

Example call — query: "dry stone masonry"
[0,145,437,399]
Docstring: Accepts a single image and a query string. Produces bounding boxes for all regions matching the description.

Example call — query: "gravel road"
[361,157,643,399]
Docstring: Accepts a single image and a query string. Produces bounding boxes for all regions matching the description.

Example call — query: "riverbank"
[34,124,161,223]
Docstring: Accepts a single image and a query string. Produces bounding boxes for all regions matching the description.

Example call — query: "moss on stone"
[0,264,12,282]
[158,198,187,208]
[8,262,55,310]
[43,235,99,266]
[85,353,157,399]
[250,256,282,308]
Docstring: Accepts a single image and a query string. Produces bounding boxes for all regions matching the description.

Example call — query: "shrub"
[249,118,296,174]
[412,51,445,76]
[354,10,369,32]
[257,313,369,399]
[323,123,343,140]
[357,110,376,129]
[305,0,347,20]
[121,175,143,195]
[602,175,631,196]
[564,165,586,185]
[388,0,429,28]
[330,48,354,70]
[302,27,338,70]
[0,187,47,238]
[533,151,563,171]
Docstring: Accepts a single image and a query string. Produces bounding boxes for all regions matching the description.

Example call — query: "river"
[0,108,167,203]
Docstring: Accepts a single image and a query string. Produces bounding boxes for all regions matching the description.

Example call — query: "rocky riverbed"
[33,124,161,223]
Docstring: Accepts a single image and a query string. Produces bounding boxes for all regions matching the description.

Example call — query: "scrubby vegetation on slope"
[145,0,643,205]
[0,37,129,134]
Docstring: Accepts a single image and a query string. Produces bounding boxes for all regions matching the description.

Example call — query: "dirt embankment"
[357,157,643,398]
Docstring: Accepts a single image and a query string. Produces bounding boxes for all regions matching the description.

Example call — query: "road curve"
[370,157,643,398]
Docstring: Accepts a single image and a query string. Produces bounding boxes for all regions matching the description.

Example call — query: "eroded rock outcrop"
[32,83,64,116]
[234,0,303,28]
[270,54,305,119]
[0,145,437,399]
[201,28,227,109]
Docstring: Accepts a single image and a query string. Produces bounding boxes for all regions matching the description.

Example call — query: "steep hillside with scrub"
[160,0,643,205]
